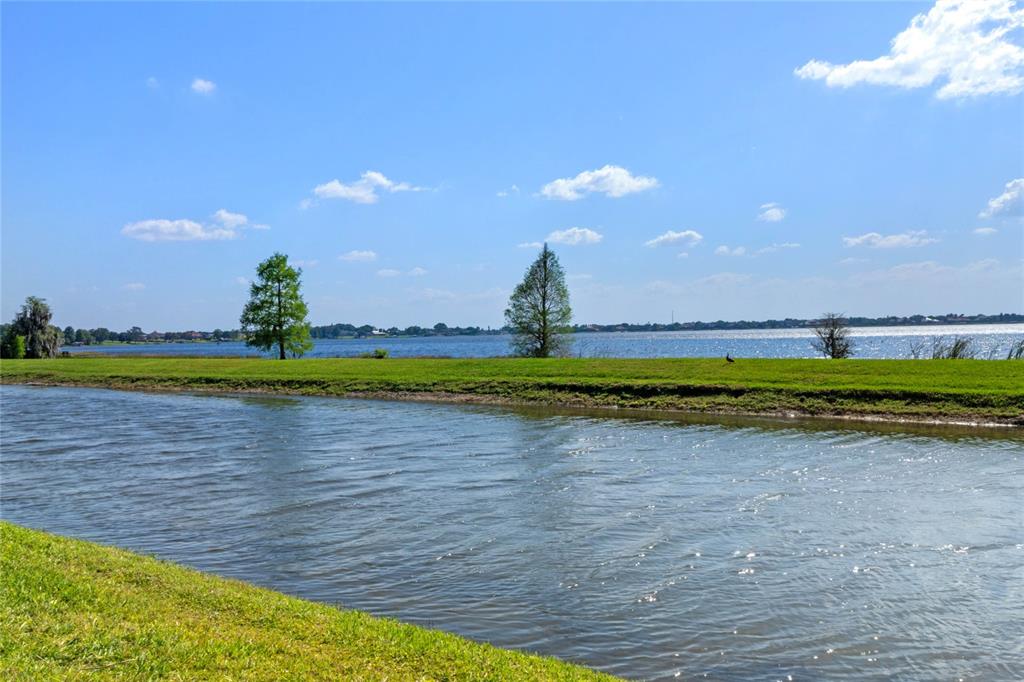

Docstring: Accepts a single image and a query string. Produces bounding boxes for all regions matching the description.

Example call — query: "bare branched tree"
[811,312,853,359]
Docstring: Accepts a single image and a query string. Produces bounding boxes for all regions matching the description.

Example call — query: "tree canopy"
[239,253,313,359]
[2,297,62,359]
[504,244,572,358]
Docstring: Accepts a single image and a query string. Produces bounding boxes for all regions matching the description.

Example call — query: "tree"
[505,243,572,357]
[1,328,26,359]
[811,312,853,359]
[239,253,313,359]
[63,326,76,345]
[7,297,62,358]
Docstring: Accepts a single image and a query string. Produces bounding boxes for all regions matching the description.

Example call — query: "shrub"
[359,348,390,359]
[930,335,976,360]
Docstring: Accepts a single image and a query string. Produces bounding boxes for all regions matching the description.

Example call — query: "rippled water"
[2,385,1022,680]
[64,324,1024,359]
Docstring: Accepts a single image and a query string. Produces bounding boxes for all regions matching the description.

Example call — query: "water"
[2,385,1022,680]
[64,324,1024,359]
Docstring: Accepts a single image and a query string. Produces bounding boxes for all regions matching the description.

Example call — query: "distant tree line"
[571,312,1024,334]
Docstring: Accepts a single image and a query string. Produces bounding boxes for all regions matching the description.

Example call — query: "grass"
[0,522,616,681]
[2,356,1023,425]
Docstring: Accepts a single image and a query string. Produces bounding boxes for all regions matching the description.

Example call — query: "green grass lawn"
[2,356,1023,424]
[0,522,616,681]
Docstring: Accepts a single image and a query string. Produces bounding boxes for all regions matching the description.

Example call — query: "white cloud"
[546,227,603,246]
[540,165,658,200]
[677,252,689,259]
[757,242,801,254]
[518,241,543,249]
[298,198,314,211]
[293,259,319,268]
[191,78,216,94]
[644,229,704,248]
[839,257,869,265]
[339,250,378,262]
[312,171,423,205]
[715,245,747,257]
[121,218,237,242]
[979,178,1024,218]
[235,276,249,286]
[795,0,1024,100]
[122,282,145,291]
[757,202,787,222]
[842,230,939,248]
[376,269,402,277]
[146,77,159,89]
[973,227,999,236]
[497,184,520,197]
[407,266,428,276]
[213,209,248,229]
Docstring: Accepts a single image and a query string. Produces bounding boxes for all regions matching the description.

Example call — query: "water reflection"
[2,385,1022,680]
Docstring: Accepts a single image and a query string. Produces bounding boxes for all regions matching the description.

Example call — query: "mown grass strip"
[0,522,617,681]
[2,356,1022,425]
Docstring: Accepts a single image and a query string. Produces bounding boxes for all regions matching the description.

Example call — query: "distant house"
[371,329,387,336]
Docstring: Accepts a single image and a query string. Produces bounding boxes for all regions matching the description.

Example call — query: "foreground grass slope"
[0,522,615,681]
[2,356,1023,424]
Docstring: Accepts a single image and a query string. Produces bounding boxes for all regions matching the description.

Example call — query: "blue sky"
[2,1,1022,330]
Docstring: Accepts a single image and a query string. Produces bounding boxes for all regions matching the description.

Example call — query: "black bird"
[726,353,735,363]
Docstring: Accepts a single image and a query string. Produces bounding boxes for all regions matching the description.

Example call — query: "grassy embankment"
[2,356,1023,425]
[0,522,615,681]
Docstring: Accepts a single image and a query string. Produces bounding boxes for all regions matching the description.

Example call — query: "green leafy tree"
[7,296,62,358]
[239,253,313,359]
[63,326,76,345]
[504,243,573,357]
[1,328,26,359]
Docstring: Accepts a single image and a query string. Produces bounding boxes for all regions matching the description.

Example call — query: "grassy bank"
[2,356,1022,425]
[0,522,615,680]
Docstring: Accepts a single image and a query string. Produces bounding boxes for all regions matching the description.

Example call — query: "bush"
[359,348,390,359]
[1,334,26,359]
[930,335,976,360]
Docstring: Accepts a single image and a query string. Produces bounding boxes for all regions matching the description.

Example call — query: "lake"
[2,384,1021,680]
[65,323,1024,359]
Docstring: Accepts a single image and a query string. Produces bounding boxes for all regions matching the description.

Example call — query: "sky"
[2,0,1023,331]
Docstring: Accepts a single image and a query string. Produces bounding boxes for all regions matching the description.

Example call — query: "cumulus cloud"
[546,227,603,245]
[842,230,938,248]
[376,269,402,277]
[757,202,787,222]
[497,184,520,197]
[518,241,543,249]
[757,242,801,254]
[714,245,747,257]
[122,282,145,291]
[121,218,237,242]
[146,77,159,89]
[213,209,249,229]
[312,171,424,205]
[339,250,378,262]
[191,78,216,94]
[644,230,704,248]
[978,178,1024,218]
[292,259,319,268]
[407,266,428,276]
[540,165,658,200]
[973,227,999,236]
[794,0,1024,100]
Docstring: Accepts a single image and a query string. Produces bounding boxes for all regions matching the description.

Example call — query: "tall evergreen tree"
[504,244,572,357]
[239,253,313,359]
